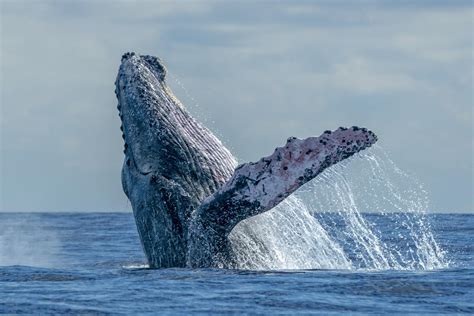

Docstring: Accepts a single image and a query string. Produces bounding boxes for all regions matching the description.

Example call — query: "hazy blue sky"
[1,1,472,212]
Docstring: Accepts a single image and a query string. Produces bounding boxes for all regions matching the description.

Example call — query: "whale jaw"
[115,53,378,268]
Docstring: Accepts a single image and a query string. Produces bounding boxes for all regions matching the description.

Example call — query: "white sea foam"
[122,263,150,269]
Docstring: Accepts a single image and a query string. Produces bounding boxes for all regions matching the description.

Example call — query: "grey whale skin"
[116,52,378,268]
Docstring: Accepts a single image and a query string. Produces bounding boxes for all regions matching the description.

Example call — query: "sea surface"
[0,212,472,314]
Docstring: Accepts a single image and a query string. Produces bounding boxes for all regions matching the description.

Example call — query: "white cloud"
[325,58,426,94]
[0,1,472,212]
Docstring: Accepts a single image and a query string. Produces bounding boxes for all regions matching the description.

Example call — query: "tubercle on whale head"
[121,52,167,81]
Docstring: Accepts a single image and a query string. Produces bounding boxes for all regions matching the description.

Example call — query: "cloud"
[0,1,472,212]
[316,58,427,94]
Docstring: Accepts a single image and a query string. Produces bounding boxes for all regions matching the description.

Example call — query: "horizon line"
[0,210,472,215]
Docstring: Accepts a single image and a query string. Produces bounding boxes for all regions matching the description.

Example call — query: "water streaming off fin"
[229,146,448,270]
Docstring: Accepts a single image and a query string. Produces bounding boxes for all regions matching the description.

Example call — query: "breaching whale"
[115,52,378,268]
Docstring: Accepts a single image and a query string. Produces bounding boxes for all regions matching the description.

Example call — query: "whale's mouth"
[115,52,169,177]
[116,94,152,177]
[117,99,153,177]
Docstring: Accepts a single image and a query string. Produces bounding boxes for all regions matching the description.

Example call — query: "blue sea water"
[0,212,472,314]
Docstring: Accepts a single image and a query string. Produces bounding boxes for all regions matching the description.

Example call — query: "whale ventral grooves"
[115,52,378,268]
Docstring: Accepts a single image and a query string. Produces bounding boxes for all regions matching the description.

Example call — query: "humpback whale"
[115,52,378,268]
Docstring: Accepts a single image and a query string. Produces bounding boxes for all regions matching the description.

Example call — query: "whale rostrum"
[115,52,378,268]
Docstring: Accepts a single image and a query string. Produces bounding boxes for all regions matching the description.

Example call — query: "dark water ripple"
[0,213,472,314]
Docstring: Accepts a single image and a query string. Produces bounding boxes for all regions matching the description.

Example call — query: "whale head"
[116,53,168,179]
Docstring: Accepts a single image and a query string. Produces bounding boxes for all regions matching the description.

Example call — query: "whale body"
[115,52,378,268]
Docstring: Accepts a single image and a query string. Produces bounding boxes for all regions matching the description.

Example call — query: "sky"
[0,0,472,213]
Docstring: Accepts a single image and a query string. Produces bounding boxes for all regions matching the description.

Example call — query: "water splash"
[229,146,448,270]
[122,263,150,270]
[230,196,352,270]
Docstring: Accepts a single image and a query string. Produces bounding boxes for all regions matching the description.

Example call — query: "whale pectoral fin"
[194,126,377,236]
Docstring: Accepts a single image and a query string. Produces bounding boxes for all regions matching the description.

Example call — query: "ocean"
[0,212,472,314]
